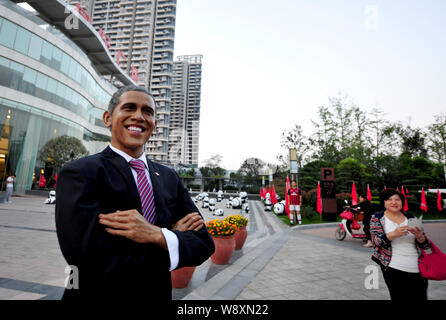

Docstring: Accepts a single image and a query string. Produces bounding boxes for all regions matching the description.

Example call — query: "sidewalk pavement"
[1,194,445,300]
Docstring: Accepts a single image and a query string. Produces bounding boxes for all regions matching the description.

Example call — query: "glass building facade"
[0,1,131,193]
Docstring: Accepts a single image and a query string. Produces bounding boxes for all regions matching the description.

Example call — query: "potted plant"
[225,214,249,250]
[206,219,238,264]
[171,266,196,289]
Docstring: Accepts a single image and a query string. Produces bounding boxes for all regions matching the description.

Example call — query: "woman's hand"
[387,226,409,241]
[408,226,426,243]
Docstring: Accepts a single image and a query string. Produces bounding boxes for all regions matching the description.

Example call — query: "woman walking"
[370,188,431,300]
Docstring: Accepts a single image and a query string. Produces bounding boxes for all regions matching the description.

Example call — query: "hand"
[408,226,426,243]
[172,212,204,232]
[99,210,167,249]
[388,226,409,240]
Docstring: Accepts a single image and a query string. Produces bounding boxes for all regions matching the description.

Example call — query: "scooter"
[335,201,366,241]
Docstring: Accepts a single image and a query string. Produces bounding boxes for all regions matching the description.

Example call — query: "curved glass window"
[0,56,105,127]
[0,16,115,107]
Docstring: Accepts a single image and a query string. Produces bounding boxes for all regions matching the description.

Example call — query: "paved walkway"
[1,194,446,300]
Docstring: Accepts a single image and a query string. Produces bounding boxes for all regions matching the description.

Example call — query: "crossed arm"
[99,210,204,250]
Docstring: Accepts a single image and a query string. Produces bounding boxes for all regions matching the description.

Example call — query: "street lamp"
[289,148,298,187]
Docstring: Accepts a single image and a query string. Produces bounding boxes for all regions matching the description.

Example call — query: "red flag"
[438,189,443,212]
[351,182,358,205]
[367,184,372,201]
[420,188,428,212]
[53,173,58,187]
[285,176,290,217]
[271,185,278,204]
[317,181,322,214]
[39,175,47,188]
[401,187,409,212]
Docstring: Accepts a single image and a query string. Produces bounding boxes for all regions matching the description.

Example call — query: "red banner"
[351,182,358,205]
[420,188,428,212]
[317,181,322,214]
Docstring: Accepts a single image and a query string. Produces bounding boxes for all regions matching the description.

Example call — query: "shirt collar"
[109,144,148,169]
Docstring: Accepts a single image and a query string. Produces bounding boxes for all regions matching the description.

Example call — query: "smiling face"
[384,194,403,213]
[103,90,157,158]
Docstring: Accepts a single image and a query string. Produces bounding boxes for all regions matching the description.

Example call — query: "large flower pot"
[234,226,248,250]
[171,266,196,289]
[211,235,235,265]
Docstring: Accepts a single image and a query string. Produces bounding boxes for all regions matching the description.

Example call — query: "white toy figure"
[273,200,286,215]
[209,198,216,211]
[214,208,224,216]
[264,193,272,211]
[225,199,232,208]
[44,190,56,204]
[217,190,223,202]
[231,197,242,209]
[240,191,248,204]
[202,196,209,208]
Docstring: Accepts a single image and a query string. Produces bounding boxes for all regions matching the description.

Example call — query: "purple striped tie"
[129,159,156,224]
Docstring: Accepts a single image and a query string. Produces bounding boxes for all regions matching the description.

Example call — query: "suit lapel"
[101,147,141,211]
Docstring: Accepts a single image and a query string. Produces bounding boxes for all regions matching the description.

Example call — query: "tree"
[203,154,223,169]
[336,158,368,193]
[279,124,311,169]
[38,135,89,171]
[397,125,428,158]
[309,93,357,163]
[428,114,446,163]
[237,157,266,178]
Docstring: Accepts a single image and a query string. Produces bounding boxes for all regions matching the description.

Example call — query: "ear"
[103,110,112,128]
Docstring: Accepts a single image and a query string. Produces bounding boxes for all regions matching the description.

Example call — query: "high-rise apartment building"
[68,0,176,163]
[169,55,202,168]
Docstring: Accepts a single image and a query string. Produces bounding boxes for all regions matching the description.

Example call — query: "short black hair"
[379,188,405,207]
[108,85,156,115]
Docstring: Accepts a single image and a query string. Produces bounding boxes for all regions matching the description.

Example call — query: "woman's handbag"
[418,241,446,280]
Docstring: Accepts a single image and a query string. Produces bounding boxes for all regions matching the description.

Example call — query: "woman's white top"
[384,216,420,273]
[6,176,14,188]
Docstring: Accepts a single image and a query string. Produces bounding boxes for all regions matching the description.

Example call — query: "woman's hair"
[379,188,405,207]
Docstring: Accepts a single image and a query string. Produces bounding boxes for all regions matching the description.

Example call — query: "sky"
[175,0,446,170]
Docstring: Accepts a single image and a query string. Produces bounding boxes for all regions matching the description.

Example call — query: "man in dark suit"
[55,85,214,300]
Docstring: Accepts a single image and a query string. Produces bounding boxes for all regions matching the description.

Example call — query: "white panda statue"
[231,197,242,209]
[242,203,250,214]
[209,198,216,211]
[273,200,286,215]
[264,193,272,211]
[44,190,56,204]
[214,208,224,216]
[202,196,209,208]
[217,190,223,202]
[240,191,248,204]
[225,199,232,208]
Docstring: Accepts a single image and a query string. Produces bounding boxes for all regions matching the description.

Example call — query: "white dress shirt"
[109,145,179,271]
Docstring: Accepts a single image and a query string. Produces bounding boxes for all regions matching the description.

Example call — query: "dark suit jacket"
[55,146,214,300]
